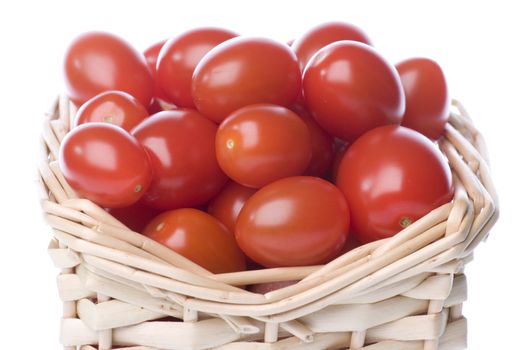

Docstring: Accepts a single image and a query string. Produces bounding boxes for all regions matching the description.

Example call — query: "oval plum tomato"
[143,39,170,101]
[74,91,149,132]
[236,176,350,267]
[107,201,160,233]
[396,57,450,140]
[216,104,311,188]
[64,32,153,107]
[157,28,238,108]
[292,21,372,71]
[132,110,228,210]
[192,37,301,123]
[207,181,257,233]
[292,104,335,177]
[59,123,152,208]
[143,208,246,273]
[336,125,454,244]
[303,41,405,142]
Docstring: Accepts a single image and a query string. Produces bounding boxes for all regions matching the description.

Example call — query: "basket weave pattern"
[39,96,498,350]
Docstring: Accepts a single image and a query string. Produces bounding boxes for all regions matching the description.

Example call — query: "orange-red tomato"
[192,37,301,123]
[106,201,160,233]
[74,91,149,132]
[207,182,257,233]
[157,28,237,108]
[292,21,372,71]
[236,176,350,267]
[216,104,311,188]
[132,110,228,210]
[64,32,153,107]
[397,57,450,140]
[293,104,335,177]
[337,125,454,243]
[59,123,152,208]
[143,39,170,102]
[143,208,246,273]
[303,41,405,142]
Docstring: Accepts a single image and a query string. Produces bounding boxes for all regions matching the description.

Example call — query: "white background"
[0,0,523,348]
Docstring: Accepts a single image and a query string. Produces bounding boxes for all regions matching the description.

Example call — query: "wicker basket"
[39,95,498,350]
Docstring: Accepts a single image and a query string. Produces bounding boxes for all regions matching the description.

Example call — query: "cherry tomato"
[303,41,405,142]
[143,39,170,101]
[132,110,228,210]
[207,181,257,233]
[397,57,450,140]
[59,123,152,208]
[216,104,311,188]
[74,91,149,132]
[64,32,153,107]
[157,28,237,108]
[143,208,246,273]
[107,201,160,232]
[292,21,372,71]
[292,104,335,177]
[236,176,350,267]
[331,140,349,181]
[192,37,301,123]
[336,125,454,244]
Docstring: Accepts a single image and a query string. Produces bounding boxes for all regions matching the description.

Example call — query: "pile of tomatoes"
[59,22,454,274]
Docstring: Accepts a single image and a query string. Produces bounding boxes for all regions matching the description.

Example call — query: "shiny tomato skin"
[216,104,311,188]
[107,201,160,233]
[292,104,335,177]
[292,21,372,71]
[236,176,350,268]
[157,28,238,108]
[132,110,228,210]
[74,90,149,132]
[143,208,246,273]
[59,123,152,208]
[207,181,257,233]
[64,32,153,107]
[192,37,301,123]
[143,39,170,101]
[396,58,450,140]
[336,125,454,244]
[303,41,405,142]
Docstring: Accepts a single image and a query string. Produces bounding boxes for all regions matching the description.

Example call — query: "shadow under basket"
[39,96,499,350]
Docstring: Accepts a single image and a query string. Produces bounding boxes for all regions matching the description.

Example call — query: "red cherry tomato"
[303,41,405,142]
[64,32,153,107]
[143,39,170,102]
[236,176,350,267]
[216,104,311,188]
[143,208,246,273]
[292,104,335,177]
[397,57,450,140]
[292,21,372,71]
[331,140,349,181]
[207,181,257,233]
[192,37,301,123]
[74,91,149,132]
[336,125,454,244]
[132,110,228,210]
[59,123,152,208]
[107,201,160,233]
[157,28,238,108]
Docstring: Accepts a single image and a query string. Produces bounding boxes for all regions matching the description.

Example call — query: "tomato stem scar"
[400,217,412,228]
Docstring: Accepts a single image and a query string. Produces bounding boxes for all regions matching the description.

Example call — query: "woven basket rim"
[39,95,498,318]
